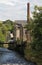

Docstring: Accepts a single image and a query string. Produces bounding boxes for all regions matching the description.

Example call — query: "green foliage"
[3,19,14,31]
[31,6,42,51]
[25,6,42,65]
[0,20,14,42]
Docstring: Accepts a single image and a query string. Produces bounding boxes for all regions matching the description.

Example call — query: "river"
[0,47,36,65]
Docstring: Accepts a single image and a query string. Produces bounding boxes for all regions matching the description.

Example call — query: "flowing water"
[0,48,36,65]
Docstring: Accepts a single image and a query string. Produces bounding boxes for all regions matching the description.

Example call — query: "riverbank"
[9,42,42,65]
[0,47,36,65]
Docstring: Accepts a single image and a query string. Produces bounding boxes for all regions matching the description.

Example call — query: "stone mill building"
[13,3,31,43]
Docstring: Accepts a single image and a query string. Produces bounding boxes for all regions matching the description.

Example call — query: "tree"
[31,6,42,51]
[28,6,42,65]
[0,20,14,43]
[3,19,14,31]
[24,6,42,65]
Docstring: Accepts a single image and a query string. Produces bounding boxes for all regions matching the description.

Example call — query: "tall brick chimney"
[27,3,30,23]
[26,3,31,43]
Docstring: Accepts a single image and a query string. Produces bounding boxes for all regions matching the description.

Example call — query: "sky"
[0,0,42,21]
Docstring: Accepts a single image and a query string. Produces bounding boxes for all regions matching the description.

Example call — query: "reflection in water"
[0,48,36,65]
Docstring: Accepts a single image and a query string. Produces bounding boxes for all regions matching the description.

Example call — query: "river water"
[0,48,36,65]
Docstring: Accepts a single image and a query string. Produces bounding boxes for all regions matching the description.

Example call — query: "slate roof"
[14,20,27,27]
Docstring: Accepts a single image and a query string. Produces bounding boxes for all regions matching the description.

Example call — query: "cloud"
[0,0,14,6]
[0,0,42,20]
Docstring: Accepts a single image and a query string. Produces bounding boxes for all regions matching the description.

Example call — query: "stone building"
[13,3,31,43]
[13,20,27,41]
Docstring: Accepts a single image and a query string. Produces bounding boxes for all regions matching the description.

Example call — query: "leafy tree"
[0,20,14,43]
[24,6,42,65]
[31,6,42,51]
[3,19,14,31]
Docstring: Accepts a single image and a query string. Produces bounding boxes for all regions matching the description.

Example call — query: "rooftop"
[14,20,27,27]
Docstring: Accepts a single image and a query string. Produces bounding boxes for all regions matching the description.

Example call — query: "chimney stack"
[27,3,30,23]
[26,3,31,43]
